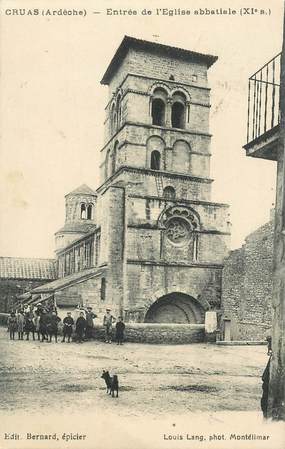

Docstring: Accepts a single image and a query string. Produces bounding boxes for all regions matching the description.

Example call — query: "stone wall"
[92,323,205,344]
[222,219,274,341]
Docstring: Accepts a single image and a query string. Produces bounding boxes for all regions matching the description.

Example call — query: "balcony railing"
[246,53,281,144]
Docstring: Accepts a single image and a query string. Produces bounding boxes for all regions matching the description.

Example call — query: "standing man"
[103,309,115,343]
[76,312,87,343]
[39,309,49,342]
[62,312,74,343]
[84,306,97,340]
[8,312,17,340]
[115,317,125,345]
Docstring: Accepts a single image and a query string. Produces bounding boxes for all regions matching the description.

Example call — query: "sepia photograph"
[0,0,284,448]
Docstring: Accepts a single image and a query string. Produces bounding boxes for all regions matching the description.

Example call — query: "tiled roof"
[55,223,96,234]
[0,257,57,280]
[31,267,103,293]
[66,184,97,197]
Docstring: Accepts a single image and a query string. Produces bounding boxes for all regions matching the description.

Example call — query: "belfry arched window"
[171,102,185,128]
[87,204,93,220]
[150,150,161,170]
[81,203,87,219]
[171,92,187,129]
[163,186,176,200]
[152,99,165,126]
[151,88,167,126]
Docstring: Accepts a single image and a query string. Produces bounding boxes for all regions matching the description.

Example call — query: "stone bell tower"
[98,36,230,327]
[54,184,97,252]
[100,35,216,198]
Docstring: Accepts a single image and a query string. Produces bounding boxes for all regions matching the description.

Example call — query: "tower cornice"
[101,36,217,85]
[101,121,212,152]
[96,166,213,194]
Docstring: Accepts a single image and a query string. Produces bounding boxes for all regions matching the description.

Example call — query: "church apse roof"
[31,267,104,294]
[0,257,57,280]
[65,184,97,197]
[55,223,96,235]
[101,35,218,85]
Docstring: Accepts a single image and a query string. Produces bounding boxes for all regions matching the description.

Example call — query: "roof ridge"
[66,184,97,196]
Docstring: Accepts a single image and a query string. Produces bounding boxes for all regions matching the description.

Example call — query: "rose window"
[166,218,191,245]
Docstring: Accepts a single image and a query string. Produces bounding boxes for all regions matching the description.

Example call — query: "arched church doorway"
[144,292,205,324]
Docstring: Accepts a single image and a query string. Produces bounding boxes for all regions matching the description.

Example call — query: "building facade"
[0,257,57,312]
[29,37,230,337]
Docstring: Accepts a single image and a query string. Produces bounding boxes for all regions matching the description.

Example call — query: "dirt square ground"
[1,327,284,449]
[0,327,268,416]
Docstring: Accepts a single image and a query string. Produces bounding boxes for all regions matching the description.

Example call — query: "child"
[62,312,74,343]
[47,311,61,343]
[115,317,125,345]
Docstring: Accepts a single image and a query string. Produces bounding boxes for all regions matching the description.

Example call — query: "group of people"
[7,304,126,344]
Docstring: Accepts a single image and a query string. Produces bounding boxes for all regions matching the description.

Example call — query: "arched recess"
[163,186,176,199]
[149,83,171,97]
[172,140,191,174]
[144,292,207,324]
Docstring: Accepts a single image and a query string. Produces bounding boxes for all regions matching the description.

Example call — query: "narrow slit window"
[87,204,93,220]
[151,150,161,170]
[81,203,87,219]
[101,278,106,301]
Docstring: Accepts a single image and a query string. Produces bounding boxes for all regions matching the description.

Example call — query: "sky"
[0,0,283,258]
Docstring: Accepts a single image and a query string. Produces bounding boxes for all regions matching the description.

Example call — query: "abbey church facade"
[27,36,231,328]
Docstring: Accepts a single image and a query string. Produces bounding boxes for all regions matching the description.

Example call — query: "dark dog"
[101,370,119,397]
